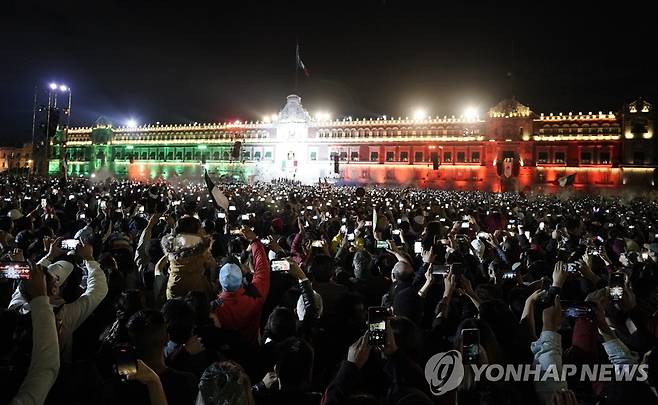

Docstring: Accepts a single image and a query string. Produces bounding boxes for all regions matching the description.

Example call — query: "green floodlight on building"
[126,145,133,149]
[197,145,207,149]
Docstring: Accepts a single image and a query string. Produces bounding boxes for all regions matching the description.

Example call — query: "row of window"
[66,149,274,162]
[317,129,480,138]
[62,147,649,166]
[536,150,611,165]
[538,127,620,135]
[323,150,482,163]
[111,131,270,143]
[0,153,30,159]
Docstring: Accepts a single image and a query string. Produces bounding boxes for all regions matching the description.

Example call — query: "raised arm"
[66,242,109,331]
[135,213,159,276]
[530,295,567,405]
[243,227,270,299]
[10,264,60,405]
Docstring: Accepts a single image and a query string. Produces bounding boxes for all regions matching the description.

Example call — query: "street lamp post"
[34,82,71,177]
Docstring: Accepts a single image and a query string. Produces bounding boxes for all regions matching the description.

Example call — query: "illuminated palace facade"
[53,95,655,191]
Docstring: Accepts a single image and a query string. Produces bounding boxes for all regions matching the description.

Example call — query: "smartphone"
[561,301,595,318]
[229,206,236,211]
[0,262,31,280]
[342,217,347,223]
[566,262,581,273]
[524,231,531,240]
[450,263,465,276]
[610,272,625,301]
[414,241,422,254]
[306,205,313,210]
[271,260,290,272]
[241,214,250,220]
[364,221,373,227]
[347,233,355,241]
[100,200,107,210]
[79,213,86,219]
[60,239,80,251]
[172,200,181,206]
[41,198,47,208]
[461,222,470,229]
[117,201,122,208]
[392,229,401,235]
[217,212,226,219]
[502,272,516,279]
[260,239,270,245]
[539,222,545,231]
[376,240,388,249]
[113,345,138,381]
[230,229,242,235]
[462,328,480,364]
[431,264,448,276]
[311,240,324,248]
[367,307,387,346]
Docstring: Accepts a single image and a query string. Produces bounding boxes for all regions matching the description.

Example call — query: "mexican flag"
[204,169,229,211]
[556,173,576,187]
[296,43,310,77]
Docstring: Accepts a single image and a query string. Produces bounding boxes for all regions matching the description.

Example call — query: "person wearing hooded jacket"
[160,216,216,299]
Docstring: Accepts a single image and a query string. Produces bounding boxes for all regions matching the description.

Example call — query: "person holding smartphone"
[6,262,60,405]
[213,226,270,348]
[8,237,108,366]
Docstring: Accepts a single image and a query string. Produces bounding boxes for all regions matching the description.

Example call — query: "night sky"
[1,0,656,145]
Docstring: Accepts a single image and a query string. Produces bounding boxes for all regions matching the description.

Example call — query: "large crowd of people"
[1,173,657,405]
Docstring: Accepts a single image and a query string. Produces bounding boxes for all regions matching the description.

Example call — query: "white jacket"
[9,296,60,405]
[9,257,108,363]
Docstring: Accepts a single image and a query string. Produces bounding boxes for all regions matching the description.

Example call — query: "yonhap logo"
[424,350,464,396]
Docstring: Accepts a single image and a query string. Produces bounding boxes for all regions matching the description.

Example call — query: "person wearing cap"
[8,236,108,364]
[212,226,270,347]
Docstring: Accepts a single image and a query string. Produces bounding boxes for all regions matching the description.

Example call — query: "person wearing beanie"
[212,227,270,347]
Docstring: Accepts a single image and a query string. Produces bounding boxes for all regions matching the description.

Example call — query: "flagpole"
[294,39,299,92]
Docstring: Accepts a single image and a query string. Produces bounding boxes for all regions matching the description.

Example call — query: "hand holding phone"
[271,260,290,272]
[0,262,31,280]
[60,239,80,251]
[609,272,625,301]
[367,307,387,346]
[461,328,480,364]
[113,345,138,381]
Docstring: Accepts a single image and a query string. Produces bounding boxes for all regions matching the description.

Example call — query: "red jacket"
[214,240,270,346]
